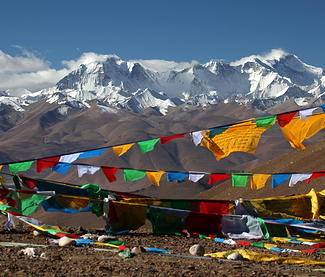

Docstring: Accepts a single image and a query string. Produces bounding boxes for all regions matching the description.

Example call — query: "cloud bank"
[0,48,113,96]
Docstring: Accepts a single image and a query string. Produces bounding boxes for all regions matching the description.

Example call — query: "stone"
[33,230,40,237]
[131,247,143,254]
[97,235,116,243]
[19,248,36,257]
[81,233,98,240]
[227,252,244,260]
[189,244,205,256]
[58,236,75,247]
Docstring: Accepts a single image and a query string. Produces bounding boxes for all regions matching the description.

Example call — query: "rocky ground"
[0,226,324,276]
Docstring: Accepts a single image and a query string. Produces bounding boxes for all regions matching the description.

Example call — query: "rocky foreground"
[0,225,324,277]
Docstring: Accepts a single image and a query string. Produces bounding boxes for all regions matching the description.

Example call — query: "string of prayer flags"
[271,174,292,188]
[232,173,251,187]
[137,138,160,153]
[160,134,185,144]
[189,172,205,183]
[101,167,119,183]
[306,171,325,184]
[288,174,312,187]
[208,174,231,185]
[146,171,165,186]
[36,157,60,172]
[112,143,134,156]
[77,165,100,177]
[251,174,271,190]
[279,113,325,150]
[277,111,297,127]
[166,172,189,182]
[9,161,34,174]
[123,169,146,181]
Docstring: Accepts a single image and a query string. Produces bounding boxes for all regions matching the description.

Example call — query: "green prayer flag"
[251,242,265,248]
[18,193,49,216]
[232,173,250,187]
[9,161,34,174]
[123,169,146,181]
[256,115,276,129]
[137,138,160,153]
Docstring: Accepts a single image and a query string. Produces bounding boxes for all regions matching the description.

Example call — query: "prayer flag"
[166,172,189,182]
[201,121,267,160]
[102,167,119,183]
[289,174,312,187]
[123,169,146,181]
[191,131,204,146]
[299,108,317,120]
[9,161,34,174]
[137,138,160,153]
[18,192,49,216]
[146,171,165,186]
[112,143,135,156]
[208,127,229,138]
[208,174,231,185]
[251,174,271,190]
[280,113,325,150]
[189,172,205,182]
[232,173,250,187]
[307,171,325,184]
[272,174,291,188]
[77,165,100,177]
[52,153,81,175]
[78,148,109,159]
[160,134,185,144]
[36,157,60,172]
[277,112,297,127]
[256,116,276,129]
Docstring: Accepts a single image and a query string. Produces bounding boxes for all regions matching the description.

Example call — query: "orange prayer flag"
[146,171,165,186]
[112,143,135,156]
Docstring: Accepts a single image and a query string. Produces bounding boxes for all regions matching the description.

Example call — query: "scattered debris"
[33,230,40,237]
[81,233,98,240]
[19,247,36,257]
[118,248,131,259]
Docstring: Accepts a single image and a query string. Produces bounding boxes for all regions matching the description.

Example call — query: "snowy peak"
[16,50,325,114]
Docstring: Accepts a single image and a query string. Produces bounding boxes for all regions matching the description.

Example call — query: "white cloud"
[230,48,289,66]
[0,48,114,96]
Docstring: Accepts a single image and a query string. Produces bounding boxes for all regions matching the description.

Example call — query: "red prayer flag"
[36,157,60,172]
[20,176,38,189]
[102,167,119,183]
[277,112,297,127]
[160,134,185,144]
[306,171,325,184]
[236,241,250,246]
[208,174,231,185]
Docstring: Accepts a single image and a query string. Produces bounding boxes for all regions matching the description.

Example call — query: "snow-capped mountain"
[3,51,325,115]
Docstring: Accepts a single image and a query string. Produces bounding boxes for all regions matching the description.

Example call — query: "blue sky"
[1,0,324,93]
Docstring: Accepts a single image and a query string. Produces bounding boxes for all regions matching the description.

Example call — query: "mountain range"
[1,50,325,116]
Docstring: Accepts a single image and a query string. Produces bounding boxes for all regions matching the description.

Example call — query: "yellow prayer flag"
[201,121,267,160]
[280,113,325,150]
[146,171,165,186]
[0,176,4,185]
[0,165,3,172]
[112,143,135,156]
[250,174,271,190]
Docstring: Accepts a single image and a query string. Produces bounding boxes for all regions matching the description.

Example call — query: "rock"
[227,252,244,260]
[58,236,75,247]
[19,248,36,257]
[81,233,98,240]
[189,244,205,256]
[33,230,40,237]
[97,235,116,243]
[131,247,143,254]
